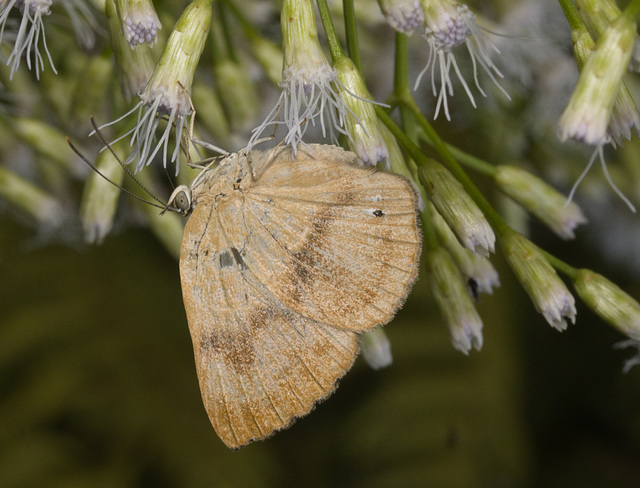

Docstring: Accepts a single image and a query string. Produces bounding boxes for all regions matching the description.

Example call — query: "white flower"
[248,0,354,154]
[115,0,162,47]
[249,63,354,155]
[0,0,56,79]
[377,0,424,35]
[415,1,509,120]
[94,0,211,174]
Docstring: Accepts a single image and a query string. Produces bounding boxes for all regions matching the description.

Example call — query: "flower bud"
[418,158,495,256]
[115,0,161,47]
[494,165,587,239]
[429,202,499,295]
[426,247,484,354]
[249,35,283,86]
[334,56,389,167]
[559,15,636,145]
[377,0,424,35]
[501,231,576,331]
[214,59,259,134]
[0,165,64,226]
[106,0,154,101]
[80,146,125,244]
[574,269,640,341]
[576,0,640,73]
[361,328,393,370]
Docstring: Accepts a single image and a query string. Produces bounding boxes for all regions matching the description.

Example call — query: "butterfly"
[167,143,422,449]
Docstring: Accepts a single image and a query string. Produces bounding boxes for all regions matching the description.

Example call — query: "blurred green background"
[3,209,640,488]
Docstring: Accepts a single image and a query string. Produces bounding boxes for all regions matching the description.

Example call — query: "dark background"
[3,209,640,488]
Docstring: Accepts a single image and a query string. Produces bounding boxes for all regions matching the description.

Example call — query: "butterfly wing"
[243,144,421,332]
[179,144,421,448]
[180,189,358,449]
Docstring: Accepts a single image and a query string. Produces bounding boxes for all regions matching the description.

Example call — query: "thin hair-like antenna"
[66,136,171,211]
[89,116,168,207]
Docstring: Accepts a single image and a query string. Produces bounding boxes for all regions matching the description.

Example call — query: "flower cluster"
[2,0,640,377]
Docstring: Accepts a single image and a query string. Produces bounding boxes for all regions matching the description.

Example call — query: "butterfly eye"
[167,185,192,214]
[174,192,190,210]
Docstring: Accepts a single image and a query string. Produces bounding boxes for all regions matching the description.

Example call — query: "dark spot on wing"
[220,250,234,268]
[373,209,384,217]
[231,247,248,270]
[201,331,256,374]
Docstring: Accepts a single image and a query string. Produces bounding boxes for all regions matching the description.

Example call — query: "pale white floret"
[415,4,509,120]
[361,328,393,370]
[0,0,56,79]
[122,11,161,46]
[379,0,424,34]
[248,64,354,155]
[93,87,191,175]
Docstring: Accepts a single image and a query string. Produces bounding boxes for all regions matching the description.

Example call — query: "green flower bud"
[80,146,125,244]
[501,231,576,331]
[334,56,389,166]
[114,0,161,46]
[0,166,64,226]
[107,0,154,102]
[559,15,636,145]
[574,269,640,341]
[418,157,495,256]
[427,247,483,354]
[494,165,587,239]
[429,202,499,295]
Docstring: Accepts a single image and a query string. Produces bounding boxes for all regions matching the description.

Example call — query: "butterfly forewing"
[244,146,421,331]
[179,144,421,449]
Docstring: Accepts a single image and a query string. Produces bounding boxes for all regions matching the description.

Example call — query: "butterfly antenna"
[66,136,169,211]
[89,115,167,206]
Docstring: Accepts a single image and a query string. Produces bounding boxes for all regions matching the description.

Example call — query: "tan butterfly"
[167,143,421,449]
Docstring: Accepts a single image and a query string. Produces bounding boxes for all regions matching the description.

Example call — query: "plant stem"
[395,99,509,237]
[315,0,344,63]
[342,0,361,71]
[557,0,584,31]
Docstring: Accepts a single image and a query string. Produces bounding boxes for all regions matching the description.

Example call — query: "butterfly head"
[166,185,193,216]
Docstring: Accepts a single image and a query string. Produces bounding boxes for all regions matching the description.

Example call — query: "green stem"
[315,0,344,63]
[393,33,420,141]
[395,99,509,237]
[436,141,497,177]
[342,0,361,71]
[393,32,410,102]
[539,248,578,280]
[557,0,585,31]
